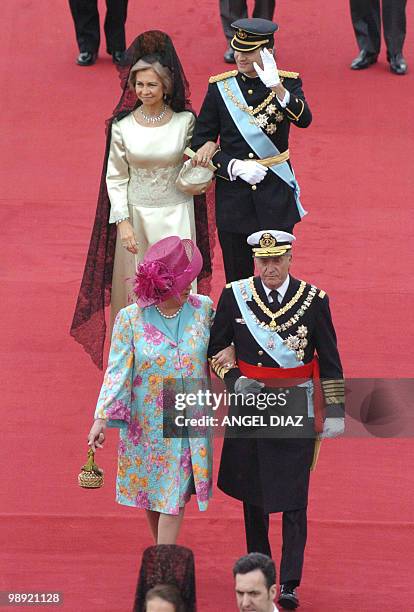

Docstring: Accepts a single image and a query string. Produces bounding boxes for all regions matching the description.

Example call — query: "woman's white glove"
[231,159,268,185]
[320,417,345,439]
[253,48,280,88]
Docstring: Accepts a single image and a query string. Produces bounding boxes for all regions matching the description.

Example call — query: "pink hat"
[134,236,203,307]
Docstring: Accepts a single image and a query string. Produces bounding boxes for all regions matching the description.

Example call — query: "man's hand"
[234,377,265,397]
[192,141,218,168]
[213,345,236,368]
[320,417,345,439]
[231,160,268,185]
[253,48,280,88]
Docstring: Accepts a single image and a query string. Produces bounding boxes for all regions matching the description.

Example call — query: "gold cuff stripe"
[286,98,305,122]
[255,150,290,167]
[325,396,345,405]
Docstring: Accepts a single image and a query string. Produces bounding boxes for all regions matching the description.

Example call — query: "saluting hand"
[253,48,281,89]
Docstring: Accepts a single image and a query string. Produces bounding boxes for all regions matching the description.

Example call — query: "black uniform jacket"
[208,276,344,513]
[192,71,312,234]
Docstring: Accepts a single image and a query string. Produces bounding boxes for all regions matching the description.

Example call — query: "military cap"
[247,230,295,257]
[231,18,279,52]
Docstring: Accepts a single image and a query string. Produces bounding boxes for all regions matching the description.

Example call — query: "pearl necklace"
[139,103,168,123]
[155,304,183,319]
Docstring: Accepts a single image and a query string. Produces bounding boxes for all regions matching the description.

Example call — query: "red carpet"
[1,0,414,610]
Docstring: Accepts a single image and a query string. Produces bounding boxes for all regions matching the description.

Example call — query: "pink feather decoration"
[134,260,176,304]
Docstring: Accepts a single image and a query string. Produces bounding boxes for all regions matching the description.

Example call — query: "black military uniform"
[69,0,128,58]
[208,233,344,591]
[192,19,312,283]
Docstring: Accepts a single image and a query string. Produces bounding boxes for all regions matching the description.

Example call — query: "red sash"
[238,357,324,433]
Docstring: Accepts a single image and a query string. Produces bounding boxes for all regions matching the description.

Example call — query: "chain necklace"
[155,304,183,319]
[139,103,168,124]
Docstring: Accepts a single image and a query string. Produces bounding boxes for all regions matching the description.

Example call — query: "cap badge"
[259,233,277,248]
[237,29,248,39]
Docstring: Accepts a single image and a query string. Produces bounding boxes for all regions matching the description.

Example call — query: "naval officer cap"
[247,230,295,257]
[231,18,279,52]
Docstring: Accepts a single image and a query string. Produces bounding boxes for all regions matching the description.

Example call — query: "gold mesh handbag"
[78,448,104,488]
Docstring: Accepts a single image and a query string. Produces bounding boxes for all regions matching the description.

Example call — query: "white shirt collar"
[261,275,290,302]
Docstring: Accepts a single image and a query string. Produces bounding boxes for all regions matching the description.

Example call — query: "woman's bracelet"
[115,216,130,225]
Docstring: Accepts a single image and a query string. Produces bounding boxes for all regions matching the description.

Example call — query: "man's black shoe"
[224,47,235,64]
[112,51,126,65]
[278,584,299,610]
[389,53,407,75]
[350,50,377,70]
[76,51,97,66]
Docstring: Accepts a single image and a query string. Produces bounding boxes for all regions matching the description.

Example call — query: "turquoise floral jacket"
[95,294,214,515]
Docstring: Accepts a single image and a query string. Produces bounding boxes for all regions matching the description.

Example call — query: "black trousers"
[350,0,407,57]
[69,0,128,54]
[243,502,307,587]
[218,228,294,283]
[220,0,276,42]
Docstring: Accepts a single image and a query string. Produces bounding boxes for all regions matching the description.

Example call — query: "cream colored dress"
[106,111,196,319]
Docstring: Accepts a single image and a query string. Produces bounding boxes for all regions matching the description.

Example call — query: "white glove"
[234,377,265,397]
[231,159,268,185]
[253,48,280,88]
[320,417,345,439]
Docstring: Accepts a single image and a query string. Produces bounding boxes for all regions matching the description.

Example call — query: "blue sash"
[217,77,307,218]
[232,279,314,416]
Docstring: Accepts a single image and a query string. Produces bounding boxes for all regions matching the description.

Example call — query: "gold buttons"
[248,89,253,95]
[251,185,257,191]
[258,350,263,356]
[217,163,221,168]
[257,363,263,367]
[248,152,254,159]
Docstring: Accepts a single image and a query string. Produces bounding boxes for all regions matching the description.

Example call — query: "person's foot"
[224,46,235,64]
[112,50,126,65]
[76,51,97,66]
[350,49,377,70]
[278,584,299,610]
[389,53,407,75]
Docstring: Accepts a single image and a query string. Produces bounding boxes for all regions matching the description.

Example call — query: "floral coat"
[95,294,214,515]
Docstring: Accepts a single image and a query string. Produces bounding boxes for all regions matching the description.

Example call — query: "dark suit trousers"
[243,502,307,586]
[350,0,407,57]
[220,0,276,42]
[69,0,128,53]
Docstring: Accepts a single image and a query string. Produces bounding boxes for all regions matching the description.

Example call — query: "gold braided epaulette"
[226,282,232,289]
[209,70,238,83]
[278,70,299,79]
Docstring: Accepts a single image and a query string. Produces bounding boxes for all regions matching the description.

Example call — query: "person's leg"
[218,230,255,283]
[157,508,186,544]
[382,0,407,58]
[145,510,160,543]
[104,0,128,55]
[243,502,272,556]
[219,0,248,43]
[68,0,100,53]
[349,0,381,57]
[252,0,275,21]
[279,508,307,586]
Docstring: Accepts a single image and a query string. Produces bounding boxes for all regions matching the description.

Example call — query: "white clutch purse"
[175,147,216,196]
